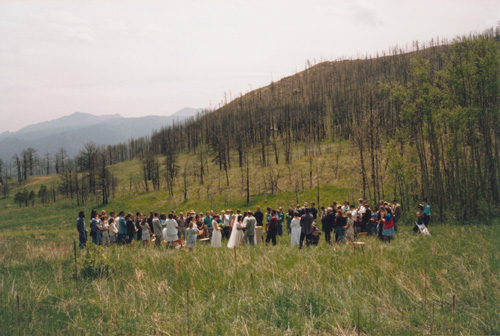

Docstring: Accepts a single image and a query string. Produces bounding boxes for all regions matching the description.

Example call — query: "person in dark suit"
[321,207,335,245]
[254,206,264,227]
[310,202,318,220]
[76,210,88,248]
[265,210,278,246]
[299,208,314,249]
[126,213,136,245]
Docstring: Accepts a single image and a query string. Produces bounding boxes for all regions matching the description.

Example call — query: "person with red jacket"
[265,209,278,246]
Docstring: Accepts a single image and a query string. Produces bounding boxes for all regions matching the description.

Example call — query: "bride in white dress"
[290,213,301,246]
[211,216,222,248]
[227,215,244,248]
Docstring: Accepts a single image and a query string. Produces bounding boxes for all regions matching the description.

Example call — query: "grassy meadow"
[1,141,500,335]
[1,223,499,335]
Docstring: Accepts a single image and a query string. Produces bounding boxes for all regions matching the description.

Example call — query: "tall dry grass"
[1,222,499,335]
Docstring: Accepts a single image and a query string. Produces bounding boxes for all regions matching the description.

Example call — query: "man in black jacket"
[310,202,318,220]
[254,206,264,227]
[321,207,335,245]
[299,208,314,249]
[362,203,372,234]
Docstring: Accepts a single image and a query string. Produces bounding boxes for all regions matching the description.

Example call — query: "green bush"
[78,244,112,279]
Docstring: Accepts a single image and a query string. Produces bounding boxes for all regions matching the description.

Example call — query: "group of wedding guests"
[317,198,403,244]
[76,198,417,249]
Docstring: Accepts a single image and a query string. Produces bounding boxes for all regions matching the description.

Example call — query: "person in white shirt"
[350,204,358,220]
[164,214,178,249]
[357,198,366,218]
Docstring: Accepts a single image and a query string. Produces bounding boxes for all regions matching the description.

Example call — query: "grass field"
[1,142,499,335]
[1,222,499,335]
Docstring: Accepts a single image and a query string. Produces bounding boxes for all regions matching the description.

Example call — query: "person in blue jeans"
[77,210,88,248]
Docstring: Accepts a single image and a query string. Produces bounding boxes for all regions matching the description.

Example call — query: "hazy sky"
[0,0,498,133]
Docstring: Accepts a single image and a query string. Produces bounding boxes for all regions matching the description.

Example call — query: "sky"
[0,0,498,133]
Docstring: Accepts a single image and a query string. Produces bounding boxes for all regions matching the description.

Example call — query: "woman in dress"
[382,207,395,242]
[211,214,222,248]
[186,219,199,250]
[139,217,152,247]
[290,212,301,246]
[345,212,355,242]
[196,213,208,239]
[100,216,110,247]
[109,216,118,245]
[227,215,244,248]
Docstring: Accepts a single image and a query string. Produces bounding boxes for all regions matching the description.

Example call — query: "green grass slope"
[1,141,499,335]
[0,224,499,335]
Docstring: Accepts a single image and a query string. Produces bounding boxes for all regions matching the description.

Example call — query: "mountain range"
[0,107,202,161]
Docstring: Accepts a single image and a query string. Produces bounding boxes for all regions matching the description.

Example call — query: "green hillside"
[0,141,356,233]
[1,137,500,334]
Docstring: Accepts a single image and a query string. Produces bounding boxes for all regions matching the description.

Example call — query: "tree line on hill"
[1,28,499,220]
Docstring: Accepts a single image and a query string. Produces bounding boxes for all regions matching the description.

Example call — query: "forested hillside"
[145,28,500,220]
[3,28,499,221]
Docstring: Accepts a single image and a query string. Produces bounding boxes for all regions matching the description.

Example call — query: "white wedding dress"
[290,218,301,246]
[227,221,243,248]
[211,220,222,248]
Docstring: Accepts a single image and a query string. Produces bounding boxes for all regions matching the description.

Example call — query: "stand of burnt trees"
[144,28,500,219]
[5,29,499,217]
[58,142,117,205]
[390,33,500,219]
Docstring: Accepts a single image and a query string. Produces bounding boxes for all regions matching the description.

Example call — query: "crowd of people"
[76,198,431,249]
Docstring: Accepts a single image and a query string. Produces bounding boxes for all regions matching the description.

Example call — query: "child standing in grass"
[186,220,199,250]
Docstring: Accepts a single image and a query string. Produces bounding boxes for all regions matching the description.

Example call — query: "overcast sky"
[0,0,498,133]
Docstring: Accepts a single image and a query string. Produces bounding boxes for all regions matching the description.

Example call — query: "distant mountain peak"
[170,107,203,118]
[68,111,123,118]
[0,107,203,161]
